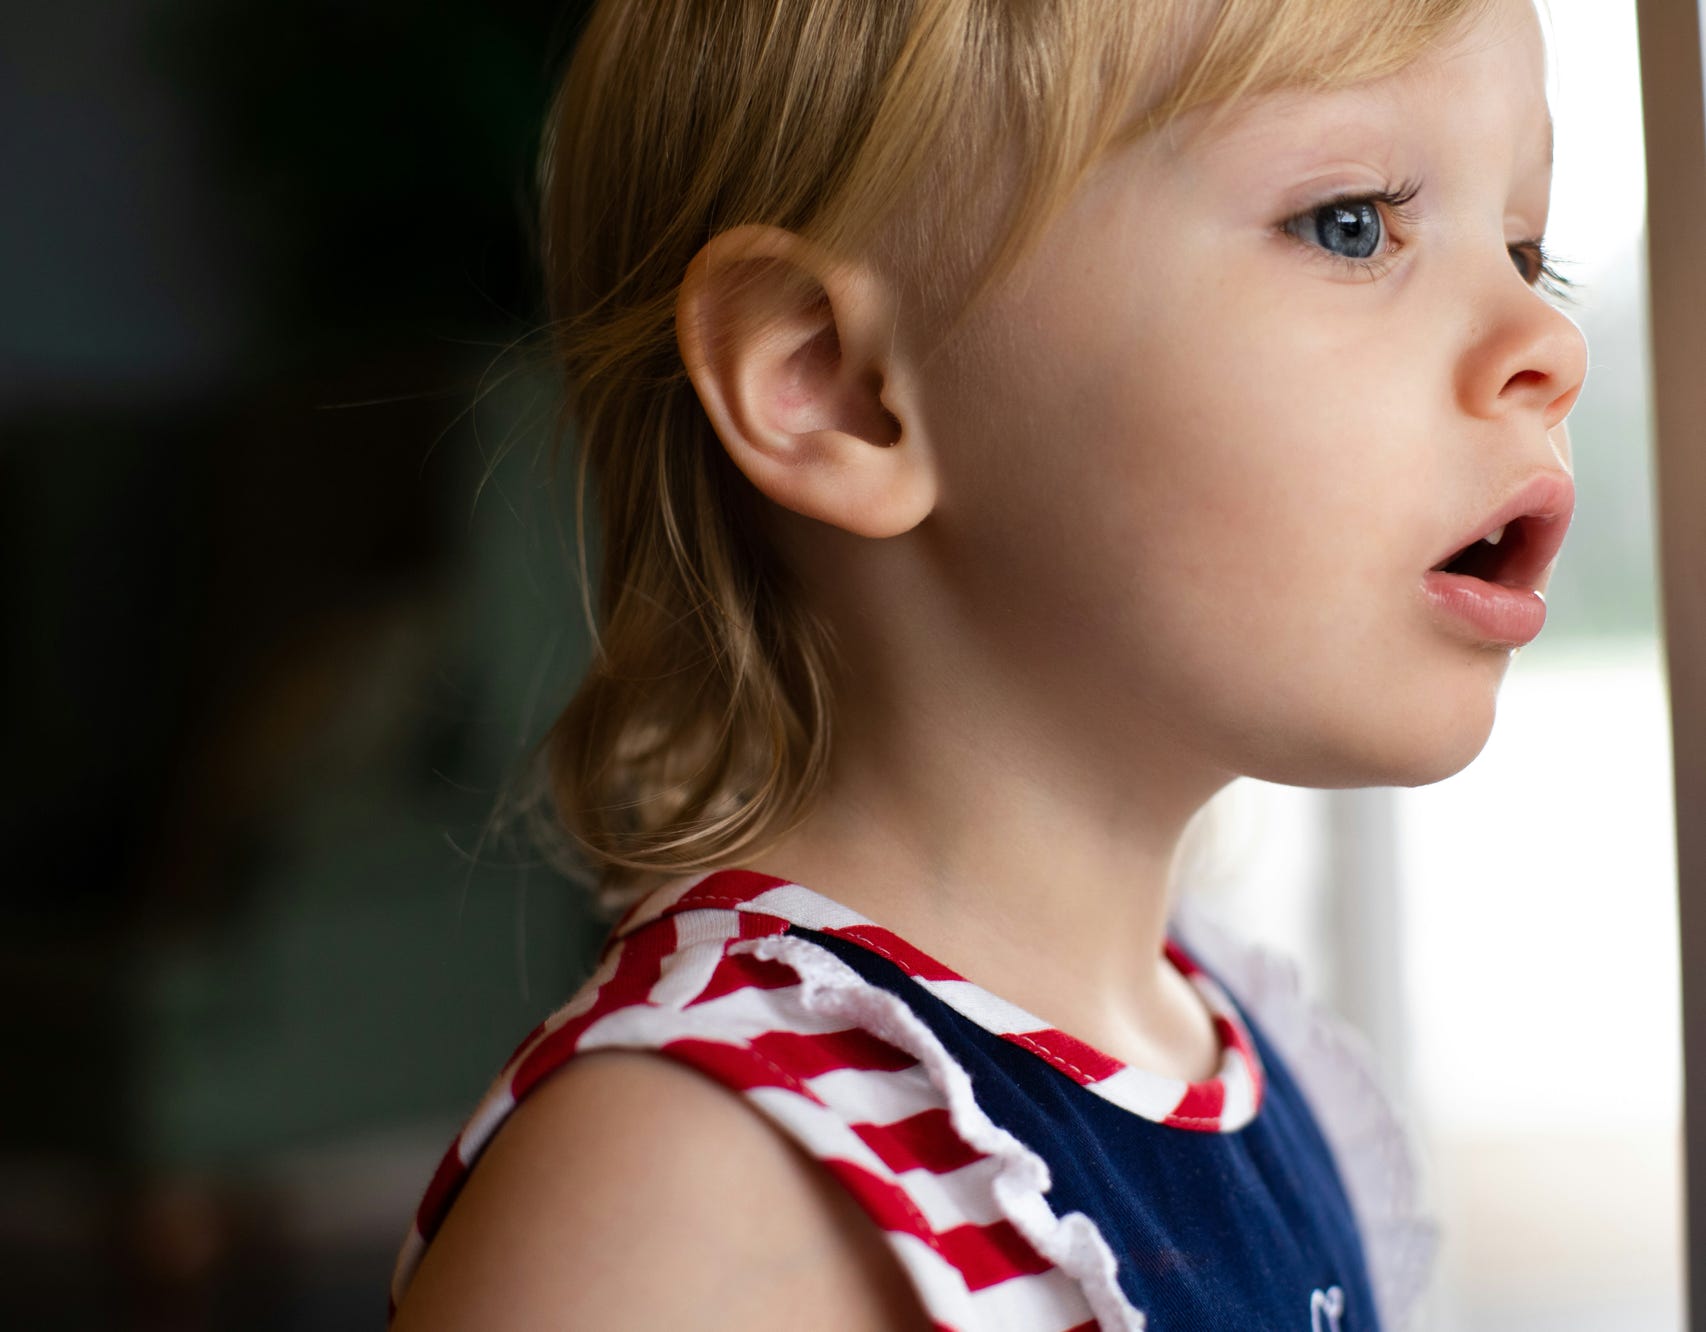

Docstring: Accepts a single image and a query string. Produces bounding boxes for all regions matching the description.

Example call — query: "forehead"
[1167,0,1552,181]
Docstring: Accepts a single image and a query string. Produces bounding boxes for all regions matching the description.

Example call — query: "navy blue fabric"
[793,925,1381,1332]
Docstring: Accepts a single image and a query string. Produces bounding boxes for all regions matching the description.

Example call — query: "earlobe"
[675,225,936,539]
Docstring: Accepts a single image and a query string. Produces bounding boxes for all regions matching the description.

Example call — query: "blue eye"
[1291,200,1384,260]
[1280,182,1421,271]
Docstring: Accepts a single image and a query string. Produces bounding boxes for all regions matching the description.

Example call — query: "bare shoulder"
[391,1049,934,1332]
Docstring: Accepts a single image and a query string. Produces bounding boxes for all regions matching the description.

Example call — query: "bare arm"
[391,1050,935,1332]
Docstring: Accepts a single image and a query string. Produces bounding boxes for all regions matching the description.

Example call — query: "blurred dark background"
[1,3,603,1327]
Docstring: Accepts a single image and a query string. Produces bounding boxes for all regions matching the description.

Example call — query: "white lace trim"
[1169,896,1440,1332]
[743,932,1146,1331]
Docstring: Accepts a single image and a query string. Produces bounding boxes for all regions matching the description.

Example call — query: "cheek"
[922,251,1495,784]
[1052,330,1400,607]
[934,279,1418,631]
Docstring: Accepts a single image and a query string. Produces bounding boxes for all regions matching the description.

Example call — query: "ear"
[675,225,937,539]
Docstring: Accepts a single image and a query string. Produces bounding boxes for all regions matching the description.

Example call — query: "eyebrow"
[1182,86,1558,193]
[1179,93,1382,167]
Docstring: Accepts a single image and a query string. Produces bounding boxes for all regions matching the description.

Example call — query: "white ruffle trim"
[1168,897,1440,1332]
[743,933,1146,1332]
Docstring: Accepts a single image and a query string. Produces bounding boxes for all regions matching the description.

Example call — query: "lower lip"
[1422,572,1548,647]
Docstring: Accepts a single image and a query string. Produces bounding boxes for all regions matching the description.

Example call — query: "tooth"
[1484,524,1507,546]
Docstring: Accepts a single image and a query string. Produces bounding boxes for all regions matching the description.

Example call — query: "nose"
[1457,271,1589,431]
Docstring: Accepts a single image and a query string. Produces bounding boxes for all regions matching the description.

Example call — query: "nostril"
[1501,367,1550,395]
[1500,365,1583,429]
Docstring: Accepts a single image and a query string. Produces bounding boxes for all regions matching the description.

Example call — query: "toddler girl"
[389,0,1584,1326]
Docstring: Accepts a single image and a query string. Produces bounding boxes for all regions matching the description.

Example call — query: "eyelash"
[1281,179,1575,301]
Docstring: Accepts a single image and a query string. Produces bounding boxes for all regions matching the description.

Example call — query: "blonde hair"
[531,0,1489,915]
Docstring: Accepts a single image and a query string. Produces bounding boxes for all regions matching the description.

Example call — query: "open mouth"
[1427,474,1576,593]
[1431,519,1527,584]
[1422,474,1575,646]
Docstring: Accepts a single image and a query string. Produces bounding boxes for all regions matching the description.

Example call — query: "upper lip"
[1428,471,1577,588]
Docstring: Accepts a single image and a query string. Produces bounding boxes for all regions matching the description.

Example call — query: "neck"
[748,658,1233,1078]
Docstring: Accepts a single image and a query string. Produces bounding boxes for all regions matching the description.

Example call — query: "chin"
[1234,694,1499,790]
[1387,730,1495,787]
[1353,699,1500,788]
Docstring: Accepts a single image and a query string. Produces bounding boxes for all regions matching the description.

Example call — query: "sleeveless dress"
[389,868,1437,1330]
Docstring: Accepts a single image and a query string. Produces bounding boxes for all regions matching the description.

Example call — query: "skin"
[392,1053,935,1331]
[396,2,1585,1327]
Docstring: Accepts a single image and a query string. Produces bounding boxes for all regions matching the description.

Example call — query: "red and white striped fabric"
[387,866,1439,1323]
[389,867,1434,1330]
